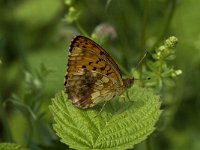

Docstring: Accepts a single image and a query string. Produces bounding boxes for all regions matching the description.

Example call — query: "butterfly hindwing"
[65,69,116,108]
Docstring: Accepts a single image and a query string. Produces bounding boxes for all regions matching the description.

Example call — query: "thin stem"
[75,20,90,37]
[139,0,149,83]
[7,100,37,120]
[105,0,112,12]
[140,0,149,55]
[26,119,34,146]
[0,98,13,142]
[151,0,177,50]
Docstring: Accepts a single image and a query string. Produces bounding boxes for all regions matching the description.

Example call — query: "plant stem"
[26,119,34,147]
[151,0,177,50]
[0,98,13,142]
[139,0,149,82]
[75,21,90,37]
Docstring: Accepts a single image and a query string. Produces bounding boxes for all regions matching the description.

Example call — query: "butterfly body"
[64,35,134,109]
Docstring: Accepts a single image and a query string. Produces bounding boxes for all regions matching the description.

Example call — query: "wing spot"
[89,62,92,65]
[100,66,105,71]
[96,60,100,64]
[106,72,112,75]
[92,67,97,71]
[82,65,86,68]
[92,43,96,47]
[107,67,111,72]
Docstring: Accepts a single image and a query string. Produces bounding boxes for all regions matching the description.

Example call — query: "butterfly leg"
[99,101,107,113]
[116,92,132,114]
[94,101,107,118]
[120,92,130,101]
[120,94,126,101]
[126,91,131,101]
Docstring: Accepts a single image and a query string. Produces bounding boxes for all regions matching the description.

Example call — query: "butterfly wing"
[65,35,124,108]
[65,69,117,108]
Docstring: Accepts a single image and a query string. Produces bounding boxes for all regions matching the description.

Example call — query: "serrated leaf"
[0,143,26,150]
[50,85,162,150]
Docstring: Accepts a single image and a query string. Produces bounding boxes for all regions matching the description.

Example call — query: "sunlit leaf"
[50,85,162,150]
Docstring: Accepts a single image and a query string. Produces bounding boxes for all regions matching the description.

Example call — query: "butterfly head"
[123,78,134,89]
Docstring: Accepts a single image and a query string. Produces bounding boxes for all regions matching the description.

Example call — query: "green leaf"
[15,0,62,27]
[50,85,162,150]
[0,143,26,150]
[146,60,157,72]
[64,7,81,24]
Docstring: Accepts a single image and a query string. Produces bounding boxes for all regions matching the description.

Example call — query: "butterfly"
[64,35,134,109]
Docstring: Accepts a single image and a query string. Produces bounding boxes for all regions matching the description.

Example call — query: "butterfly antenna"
[135,50,149,69]
[134,50,150,81]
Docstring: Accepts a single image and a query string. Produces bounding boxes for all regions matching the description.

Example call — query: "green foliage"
[15,0,62,27]
[144,36,182,90]
[0,143,25,150]
[1,64,53,146]
[1,0,199,150]
[50,85,161,150]
[10,64,52,121]
[64,0,80,24]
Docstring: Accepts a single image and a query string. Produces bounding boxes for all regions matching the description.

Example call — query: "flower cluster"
[144,36,182,90]
[153,36,178,60]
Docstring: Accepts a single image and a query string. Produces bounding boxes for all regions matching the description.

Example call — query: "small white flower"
[175,69,182,75]
[159,46,165,52]
[171,69,182,77]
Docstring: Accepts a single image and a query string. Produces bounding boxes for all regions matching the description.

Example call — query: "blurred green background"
[0,0,200,150]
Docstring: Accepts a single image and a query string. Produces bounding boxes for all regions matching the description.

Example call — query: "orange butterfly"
[64,35,134,109]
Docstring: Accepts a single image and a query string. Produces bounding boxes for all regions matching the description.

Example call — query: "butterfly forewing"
[65,35,131,109]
